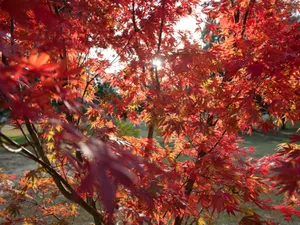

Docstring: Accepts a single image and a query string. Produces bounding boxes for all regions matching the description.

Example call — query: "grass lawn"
[0,126,36,176]
[139,125,299,224]
[217,129,299,225]
[1,124,299,224]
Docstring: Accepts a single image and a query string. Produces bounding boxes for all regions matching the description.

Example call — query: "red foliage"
[0,0,299,224]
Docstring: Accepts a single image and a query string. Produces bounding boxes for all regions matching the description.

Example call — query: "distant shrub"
[116,121,140,137]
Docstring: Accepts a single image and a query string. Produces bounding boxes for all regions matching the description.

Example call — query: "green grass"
[2,124,299,224]
[0,136,26,153]
[10,136,26,143]
[138,125,299,224]
[216,130,298,225]
[241,131,290,158]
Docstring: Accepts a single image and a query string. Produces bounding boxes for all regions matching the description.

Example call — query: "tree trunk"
[93,214,103,225]
[281,114,286,130]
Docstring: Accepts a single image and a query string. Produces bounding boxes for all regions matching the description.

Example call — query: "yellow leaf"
[189,94,197,102]
[128,103,140,111]
[70,204,77,214]
[167,152,176,164]
[276,118,283,127]
[197,217,207,225]
[240,207,255,216]
[47,142,55,150]
[47,153,56,163]
[23,222,34,225]
[90,121,97,128]
[46,130,55,141]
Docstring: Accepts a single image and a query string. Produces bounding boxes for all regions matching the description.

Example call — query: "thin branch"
[157,0,166,54]
[0,92,36,156]
[174,130,227,225]
[145,0,167,151]
[0,132,104,224]
[1,16,14,66]
[1,52,9,66]
[81,34,134,100]
[15,120,36,153]
[23,199,62,221]
[53,3,67,60]
[162,178,190,220]
[154,67,161,91]
[241,0,255,37]
[154,0,165,91]
[152,0,167,91]
[175,137,195,160]
[131,0,139,32]
[25,118,50,165]
[78,46,92,68]
[0,130,31,160]
[46,0,54,13]
[145,122,155,155]
[206,129,227,154]
[77,34,134,125]
[1,142,22,153]
[10,17,14,52]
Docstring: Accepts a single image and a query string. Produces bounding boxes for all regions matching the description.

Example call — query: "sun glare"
[175,16,198,32]
[152,58,162,69]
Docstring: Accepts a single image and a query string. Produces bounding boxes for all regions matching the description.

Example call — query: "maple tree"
[0,0,299,224]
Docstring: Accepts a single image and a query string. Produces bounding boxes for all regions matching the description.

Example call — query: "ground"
[0,126,37,176]
[218,128,299,225]
[0,125,299,224]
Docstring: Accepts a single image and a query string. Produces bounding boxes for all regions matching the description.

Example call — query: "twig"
[145,0,167,152]
[174,130,226,225]
[14,120,35,150]
[46,0,54,13]
[25,118,50,165]
[77,33,135,125]
[175,137,195,160]
[0,132,104,224]
[1,16,14,65]
[1,142,22,153]
[78,46,92,68]
[131,0,139,32]
[10,17,14,53]
[157,0,166,54]
[241,0,255,37]
[206,129,227,154]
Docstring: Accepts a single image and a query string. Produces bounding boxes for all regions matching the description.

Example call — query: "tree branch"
[206,130,227,154]
[157,0,166,54]
[131,0,139,32]
[10,17,14,53]
[145,0,167,152]
[0,132,104,224]
[241,0,255,36]
[174,130,227,225]
[2,16,14,66]
[77,33,134,125]
[24,118,51,165]
[15,120,35,150]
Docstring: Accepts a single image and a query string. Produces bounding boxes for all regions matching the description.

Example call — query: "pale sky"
[89,11,206,74]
